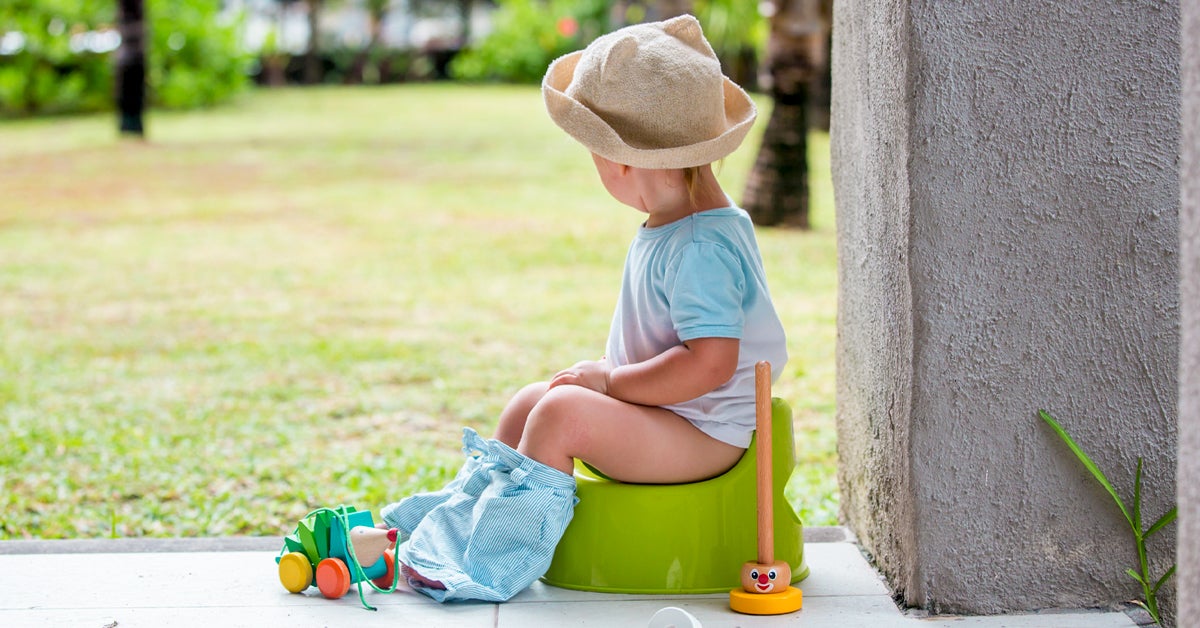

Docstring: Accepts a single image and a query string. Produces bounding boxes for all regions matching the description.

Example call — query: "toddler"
[380,14,787,602]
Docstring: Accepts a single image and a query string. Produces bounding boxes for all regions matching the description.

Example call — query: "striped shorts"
[380,428,578,602]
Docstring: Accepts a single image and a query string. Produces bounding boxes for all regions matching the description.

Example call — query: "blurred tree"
[654,0,692,19]
[0,0,247,117]
[453,0,759,84]
[148,0,252,106]
[116,0,145,135]
[261,0,304,85]
[410,0,476,44]
[303,0,326,83]
[410,0,477,78]
[741,0,830,228]
[450,0,609,83]
[345,0,391,83]
[0,1,113,115]
[694,0,765,90]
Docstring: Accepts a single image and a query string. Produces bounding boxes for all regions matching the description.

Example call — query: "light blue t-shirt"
[605,207,788,448]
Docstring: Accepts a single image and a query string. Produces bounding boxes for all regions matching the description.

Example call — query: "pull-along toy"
[276,505,401,610]
[728,361,804,615]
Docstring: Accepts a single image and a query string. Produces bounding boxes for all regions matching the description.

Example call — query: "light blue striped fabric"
[380,445,488,543]
[380,428,578,602]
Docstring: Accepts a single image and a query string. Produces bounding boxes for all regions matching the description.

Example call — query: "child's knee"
[532,385,591,418]
[514,381,551,407]
[525,386,592,444]
[495,382,552,447]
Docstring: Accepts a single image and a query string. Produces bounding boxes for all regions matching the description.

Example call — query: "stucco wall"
[831,0,920,598]
[1179,0,1199,624]
[833,0,1180,616]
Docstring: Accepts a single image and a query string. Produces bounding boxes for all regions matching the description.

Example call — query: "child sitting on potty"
[380,14,788,602]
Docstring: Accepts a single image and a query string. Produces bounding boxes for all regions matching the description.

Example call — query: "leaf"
[1133,458,1143,534]
[1152,565,1176,594]
[1146,507,1177,539]
[1038,410,1133,528]
[1125,568,1146,585]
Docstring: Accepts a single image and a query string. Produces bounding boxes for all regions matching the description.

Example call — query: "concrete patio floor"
[0,530,1140,627]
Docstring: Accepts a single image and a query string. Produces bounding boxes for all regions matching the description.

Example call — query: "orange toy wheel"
[371,551,398,589]
[315,557,352,599]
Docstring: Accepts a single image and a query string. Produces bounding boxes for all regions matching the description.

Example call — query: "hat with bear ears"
[542,15,757,170]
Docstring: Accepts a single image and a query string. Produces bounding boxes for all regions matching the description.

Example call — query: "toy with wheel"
[728,362,804,615]
[276,505,401,610]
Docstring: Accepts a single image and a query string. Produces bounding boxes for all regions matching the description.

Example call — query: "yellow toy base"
[729,586,803,615]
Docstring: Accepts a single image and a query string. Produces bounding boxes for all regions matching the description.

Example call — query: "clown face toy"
[741,560,791,594]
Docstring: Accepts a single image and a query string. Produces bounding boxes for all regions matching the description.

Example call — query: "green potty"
[542,398,808,594]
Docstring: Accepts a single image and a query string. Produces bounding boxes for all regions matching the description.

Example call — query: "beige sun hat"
[542,14,757,170]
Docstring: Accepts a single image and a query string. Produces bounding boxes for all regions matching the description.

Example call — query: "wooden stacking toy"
[728,362,803,615]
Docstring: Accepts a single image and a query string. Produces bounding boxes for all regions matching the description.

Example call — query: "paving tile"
[0,540,1138,628]
[0,604,496,628]
[0,551,423,610]
[911,610,1137,628]
[796,542,892,597]
[499,591,909,628]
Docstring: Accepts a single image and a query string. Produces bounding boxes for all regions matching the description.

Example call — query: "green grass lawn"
[0,84,837,539]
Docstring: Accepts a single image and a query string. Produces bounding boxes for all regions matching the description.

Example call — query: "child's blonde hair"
[682,161,722,207]
[683,167,701,204]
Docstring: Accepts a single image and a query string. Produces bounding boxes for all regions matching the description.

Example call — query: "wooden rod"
[755,360,773,565]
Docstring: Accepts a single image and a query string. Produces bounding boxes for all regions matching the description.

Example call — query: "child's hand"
[549,359,611,395]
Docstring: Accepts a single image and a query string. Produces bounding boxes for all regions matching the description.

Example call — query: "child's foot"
[401,563,446,590]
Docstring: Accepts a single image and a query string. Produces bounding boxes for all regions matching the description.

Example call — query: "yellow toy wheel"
[278,552,313,593]
[316,557,352,599]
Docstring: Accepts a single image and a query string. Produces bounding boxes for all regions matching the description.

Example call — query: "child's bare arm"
[549,337,738,406]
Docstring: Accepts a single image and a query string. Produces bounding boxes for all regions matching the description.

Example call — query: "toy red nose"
[758,573,769,584]
[387,528,398,543]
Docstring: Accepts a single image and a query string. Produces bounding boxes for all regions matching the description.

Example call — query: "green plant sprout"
[1039,409,1177,624]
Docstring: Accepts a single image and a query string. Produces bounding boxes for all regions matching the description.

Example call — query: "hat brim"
[542,51,758,170]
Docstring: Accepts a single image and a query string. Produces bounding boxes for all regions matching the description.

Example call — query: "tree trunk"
[655,0,693,20]
[348,0,388,84]
[458,0,472,46]
[742,0,830,228]
[115,0,146,136]
[731,45,759,93]
[303,0,323,84]
[744,89,810,228]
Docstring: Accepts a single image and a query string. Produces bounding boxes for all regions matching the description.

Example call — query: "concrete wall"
[833,0,1180,617]
[1179,0,1199,625]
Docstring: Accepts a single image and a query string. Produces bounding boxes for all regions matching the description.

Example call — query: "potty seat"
[541,398,808,593]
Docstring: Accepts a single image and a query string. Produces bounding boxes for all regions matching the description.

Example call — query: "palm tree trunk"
[348,0,388,84]
[303,0,323,84]
[742,0,829,228]
[115,0,146,136]
[457,0,472,46]
[744,87,810,227]
[655,0,693,20]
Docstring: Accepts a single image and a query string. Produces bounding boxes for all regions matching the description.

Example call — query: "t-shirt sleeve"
[668,242,746,341]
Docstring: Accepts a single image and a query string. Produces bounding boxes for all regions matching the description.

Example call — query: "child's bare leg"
[401,564,445,590]
[401,380,550,592]
[400,383,741,592]
[518,385,744,483]
[493,382,550,448]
